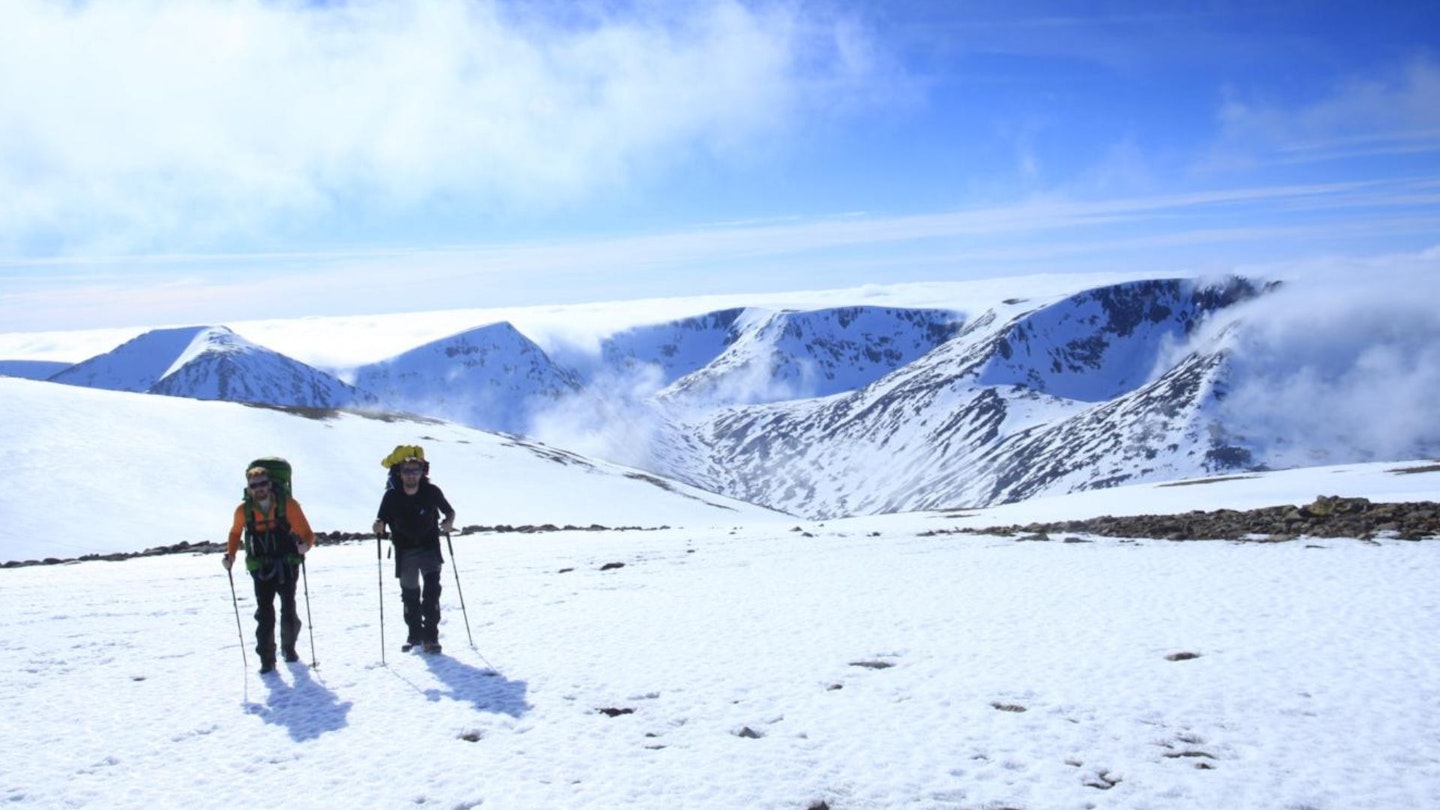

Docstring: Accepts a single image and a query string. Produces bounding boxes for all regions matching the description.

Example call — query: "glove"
[372,520,385,536]
[222,554,234,571]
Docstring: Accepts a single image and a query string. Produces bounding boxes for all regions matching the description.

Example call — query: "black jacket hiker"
[374,467,455,652]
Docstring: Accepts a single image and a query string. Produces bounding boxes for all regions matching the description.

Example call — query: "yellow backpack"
[381,445,425,469]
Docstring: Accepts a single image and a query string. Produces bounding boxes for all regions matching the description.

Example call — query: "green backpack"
[242,457,298,573]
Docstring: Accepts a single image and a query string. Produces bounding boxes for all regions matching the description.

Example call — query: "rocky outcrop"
[955,496,1440,542]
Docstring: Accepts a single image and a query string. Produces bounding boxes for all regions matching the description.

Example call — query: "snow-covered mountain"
[351,322,580,436]
[658,277,1268,517]
[549,307,748,388]
[48,325,373,409]
[8,273,1437,522]
[656,306,963,407]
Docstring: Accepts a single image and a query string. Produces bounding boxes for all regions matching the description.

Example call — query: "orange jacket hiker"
[226,498,315,559]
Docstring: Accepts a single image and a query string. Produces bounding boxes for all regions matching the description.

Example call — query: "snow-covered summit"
[48,325,214,392]
[49,326,372,409]
[352,322,579,436]
[662,276,1274,517]
[657,306,963,407]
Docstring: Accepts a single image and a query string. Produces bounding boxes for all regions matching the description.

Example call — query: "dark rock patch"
[948,497,1440,542]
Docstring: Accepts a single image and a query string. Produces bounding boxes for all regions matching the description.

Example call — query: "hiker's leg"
[419,551,443,645]
[252,575,278,665]
[278,573,300,660]
[397,550,423,644]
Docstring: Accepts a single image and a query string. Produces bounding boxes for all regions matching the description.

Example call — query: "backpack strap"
[242,491,295,575]
[242,492,259,557]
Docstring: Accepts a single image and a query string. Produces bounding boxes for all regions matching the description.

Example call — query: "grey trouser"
[396,548,442,643]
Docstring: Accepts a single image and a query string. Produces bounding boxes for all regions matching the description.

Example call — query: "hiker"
[223,465,315,673]
[373,454,456,653]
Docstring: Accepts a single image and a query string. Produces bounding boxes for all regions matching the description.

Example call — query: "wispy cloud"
[1215,56,1440,167]
[3,176,1436,331]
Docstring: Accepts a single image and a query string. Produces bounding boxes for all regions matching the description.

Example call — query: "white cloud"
[1207,257,1440,464]
[0,0,873,254]
[528,364,670,471]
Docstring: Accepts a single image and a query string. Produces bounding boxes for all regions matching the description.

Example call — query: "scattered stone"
[1084,770,1122,790]
[1,523,669,568]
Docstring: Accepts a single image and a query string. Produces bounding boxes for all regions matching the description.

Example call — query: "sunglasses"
[400,468,424,475]
[248,480,271,489]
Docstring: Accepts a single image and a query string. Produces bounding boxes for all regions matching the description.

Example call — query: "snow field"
[3,521,1438,808]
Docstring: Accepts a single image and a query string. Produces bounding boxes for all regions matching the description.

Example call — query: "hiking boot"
[259,660,277,674]
[282,647,299,663]
[423,642,442,654]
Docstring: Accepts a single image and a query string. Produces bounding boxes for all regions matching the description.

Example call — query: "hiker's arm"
[432,481,455,533]
[436,489,455,533]
[226,506,245,558]
[373,494,391,537]
[287,500,315,551]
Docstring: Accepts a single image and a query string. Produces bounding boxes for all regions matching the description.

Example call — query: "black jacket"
[377,481,454,553]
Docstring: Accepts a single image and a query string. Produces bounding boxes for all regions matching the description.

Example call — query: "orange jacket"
[227,498,315,558]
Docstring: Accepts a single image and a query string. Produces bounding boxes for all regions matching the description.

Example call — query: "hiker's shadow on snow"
[422,654,529,717]
[245,664,353,741]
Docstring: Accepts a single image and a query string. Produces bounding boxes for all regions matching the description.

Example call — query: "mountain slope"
[661,277,1265,517]
[0,377,784,563]
[657,306,963,406]
[971,277,1264,400]
[352,322,580,436]
[0,360,70,380]
[550,308,748,387]
[48,325,211,392]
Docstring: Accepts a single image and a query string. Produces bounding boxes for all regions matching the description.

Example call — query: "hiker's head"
[247,467,272,496]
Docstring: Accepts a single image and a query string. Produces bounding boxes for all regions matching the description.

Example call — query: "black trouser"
[397,548,443,644]
[252,565,300,663]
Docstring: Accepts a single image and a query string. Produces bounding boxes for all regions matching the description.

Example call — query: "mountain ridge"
[14,273,1437,521]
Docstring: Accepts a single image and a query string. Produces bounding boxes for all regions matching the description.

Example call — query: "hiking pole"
[444,531,475,649]
[376,531,387,665]
[300,557,318,669]
[226,566,247,671]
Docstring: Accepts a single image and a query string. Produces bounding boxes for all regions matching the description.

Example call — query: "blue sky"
[2,0,1438,331]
